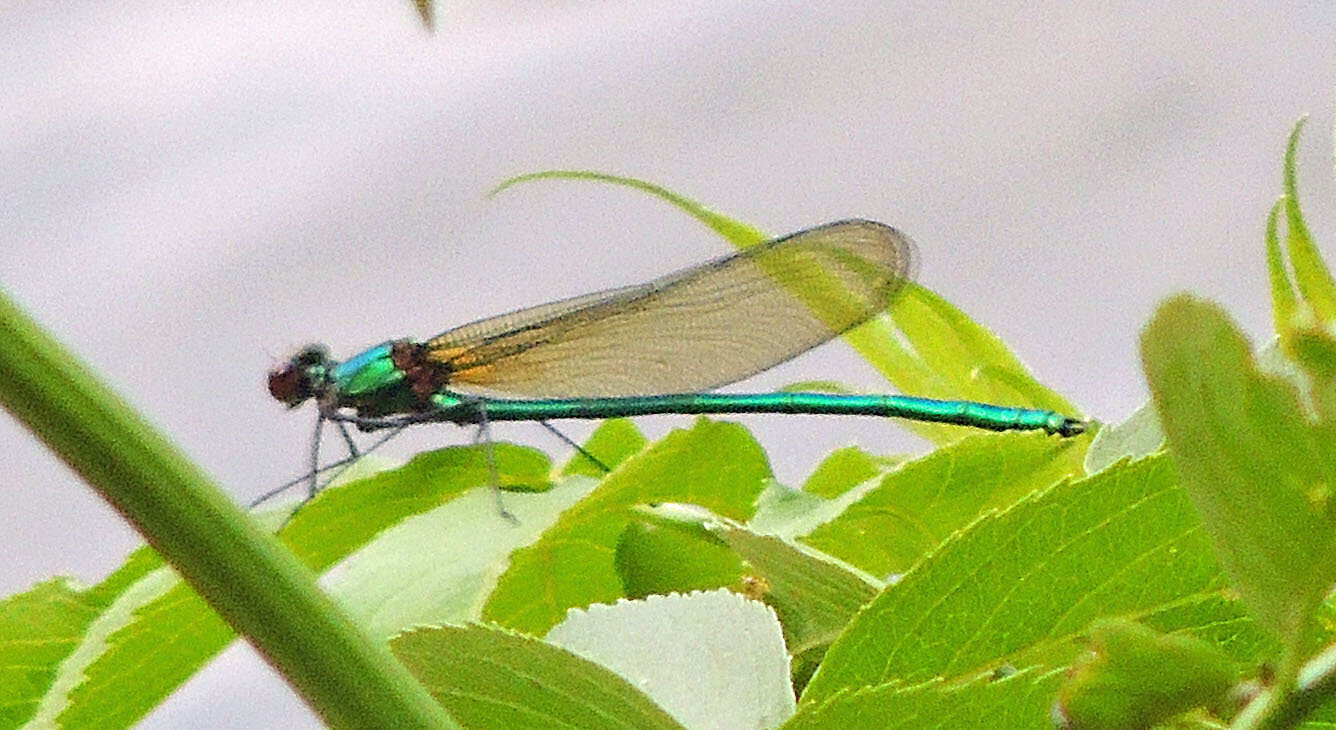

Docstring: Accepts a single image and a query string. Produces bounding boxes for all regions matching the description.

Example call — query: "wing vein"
[426,219,914,398]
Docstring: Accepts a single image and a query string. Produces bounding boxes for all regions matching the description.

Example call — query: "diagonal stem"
[0,289,457,729]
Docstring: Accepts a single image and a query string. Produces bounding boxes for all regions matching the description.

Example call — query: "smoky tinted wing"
[425,219,914,397]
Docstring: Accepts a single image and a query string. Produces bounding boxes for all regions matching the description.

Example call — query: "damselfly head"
[268,344,332,408]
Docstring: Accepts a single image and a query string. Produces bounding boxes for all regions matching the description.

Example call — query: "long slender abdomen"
[459,392,1083,436]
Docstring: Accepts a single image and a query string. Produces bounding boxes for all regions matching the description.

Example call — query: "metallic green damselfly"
[263,219,1084,507]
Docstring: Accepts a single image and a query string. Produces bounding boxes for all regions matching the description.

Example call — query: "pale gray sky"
[3,1,1335,726]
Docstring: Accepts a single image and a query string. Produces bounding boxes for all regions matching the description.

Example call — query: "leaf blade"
[483,419,772,634]
[1282,118,1336,320]
[1141,295,1336,646]
[546,590,795,729]
[802,456,1257,705]
[392,624,685,730]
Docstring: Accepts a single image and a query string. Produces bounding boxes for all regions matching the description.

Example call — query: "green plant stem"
[0,290,457,729]
[1233,643,1336,730]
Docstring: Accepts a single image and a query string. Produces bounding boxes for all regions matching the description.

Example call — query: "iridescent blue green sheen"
[425,392,1082,436]
[267,219,1086,451]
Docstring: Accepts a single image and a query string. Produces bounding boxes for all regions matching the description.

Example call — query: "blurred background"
[2,0,1334,725]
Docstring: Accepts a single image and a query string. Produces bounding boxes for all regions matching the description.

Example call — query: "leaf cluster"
[5,123,1336,729]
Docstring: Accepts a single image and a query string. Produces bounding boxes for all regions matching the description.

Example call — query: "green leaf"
[887,285,1079,417]
[51,444,547,728]
[0,580,102,727]
[802,456,1258,705]
[749,469,917,544]
[800,445,899,498]
[614,508,745,599]
[391,624,684,730]
[17,557,182,728]
[801,431,1087,577]
[1283,118,1336,321]
[1142,295,1336,646]
[560,418,647,477]
[1255,642,1336,728]
[1310,697,1336,726]
[492,170,1081,446]
[0,290,457,729]
[545,590,795,729]
[1289,328,1336,384]
[1268,197,1300,337]
[784,669,1064,730]
[1287,327,1336,422]
[606,505,881,696]
[283,443,552,568]
[602,503,881,683]
[491,170,768,248]
[483,419,772,634]
[57,578,235,729]
[713,528,880,694]
[779,379,858,394]
[1055,618,1240,730]
[323,477,600,641]
[0,548,165,728]
[1083,402,1163,474]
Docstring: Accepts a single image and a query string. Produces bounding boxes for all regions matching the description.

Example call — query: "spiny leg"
[309,424,408,497]
[336,420,360,459]
[273,424,409,529]
[252,414,357,510]
[308,414,326,500]
[261,414,330,529]
[538,420,611,473]
[251,416,406,514]
[338,401,521,524]
[249,456,355,509]
[471,400,519,525]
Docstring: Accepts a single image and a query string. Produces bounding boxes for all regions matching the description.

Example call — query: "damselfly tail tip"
[1058,418,1090,438]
